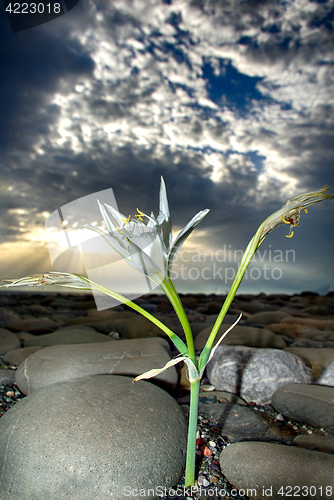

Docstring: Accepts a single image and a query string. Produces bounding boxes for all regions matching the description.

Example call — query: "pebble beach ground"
[1,290,334,500]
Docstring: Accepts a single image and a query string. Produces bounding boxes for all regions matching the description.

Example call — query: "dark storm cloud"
[0,7,94,164]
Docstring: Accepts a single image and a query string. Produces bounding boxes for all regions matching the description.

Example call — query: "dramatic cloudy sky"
[1,0,334,298]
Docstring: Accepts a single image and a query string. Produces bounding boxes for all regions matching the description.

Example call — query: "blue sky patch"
[202,58,264,112]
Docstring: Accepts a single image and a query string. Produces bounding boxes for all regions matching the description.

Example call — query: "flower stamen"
[135,208,145,221]
[281,215,292,225]
[121,215,132,225]
[282,214,301,239]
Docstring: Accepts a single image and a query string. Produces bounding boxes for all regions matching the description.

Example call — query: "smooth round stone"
[15,337,178,394]
[207,346,313,404]
[293,434,334,454]
[3,346,44,366]
[65,311,136,327]
[289,339,334,348]
[48,298,82,308]
[266,323,326,339]
[26,303,55,315]
[0,307,21,327]
[245,311,291,326]
[204,314,238,324]
[271,383,334,434]
[86,309,132,318]
[180,296,199,309]
[5,318,60,334]
[237,300,279,314]
[188,322,211,337]
[202,301,224,314]
[0,375,187,500]
[99,315,168,338]
[66,314,166,338]
[281,317,334,331]
[198,403,285,443]
[0,328,20,354]
[13,332,35,344]
[195,325,286,350]
[23,326,113,347]
[219,441,334,500]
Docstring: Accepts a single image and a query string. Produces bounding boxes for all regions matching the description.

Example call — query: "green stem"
[77,275,189,356]
[160,278,195,364]
[184,378,200,487]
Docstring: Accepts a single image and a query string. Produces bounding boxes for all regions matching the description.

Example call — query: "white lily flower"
[84,177,210,287]
[258,185,334,246]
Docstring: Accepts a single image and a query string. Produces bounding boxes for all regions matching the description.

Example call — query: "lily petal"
[158,177,172,250]
[125,229,166,278]
[84,223,130,260]
[103,203,128,227]
[168,208,210,272]
[97,200,118,235]
[159,177,170,220]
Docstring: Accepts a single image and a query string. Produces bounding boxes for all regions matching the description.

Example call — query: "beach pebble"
[236,300,279,314]
[281,317,334,331]
[207,345,313,404]
[288,339,334,348]
[0,328,20,354]
[265,323,330,340]
[5,318,60,334]
[3,346,44,366]
[293,434,334,453]
[64,310,135,327]
[0,308,21,327]
[245,311,291,326]
[219,441,334,500]
[271,383,334,434]
[197,476,210,487]
[22,325,113,347]
[194,325,286,350]
[15,337,178,394]
[0,375,186,500]
[180,296,199,310]
[201,301,224,315]
[70,314,167,338]
[48,298,83,309]
[13,332,35,344]
[198,403,286,443]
